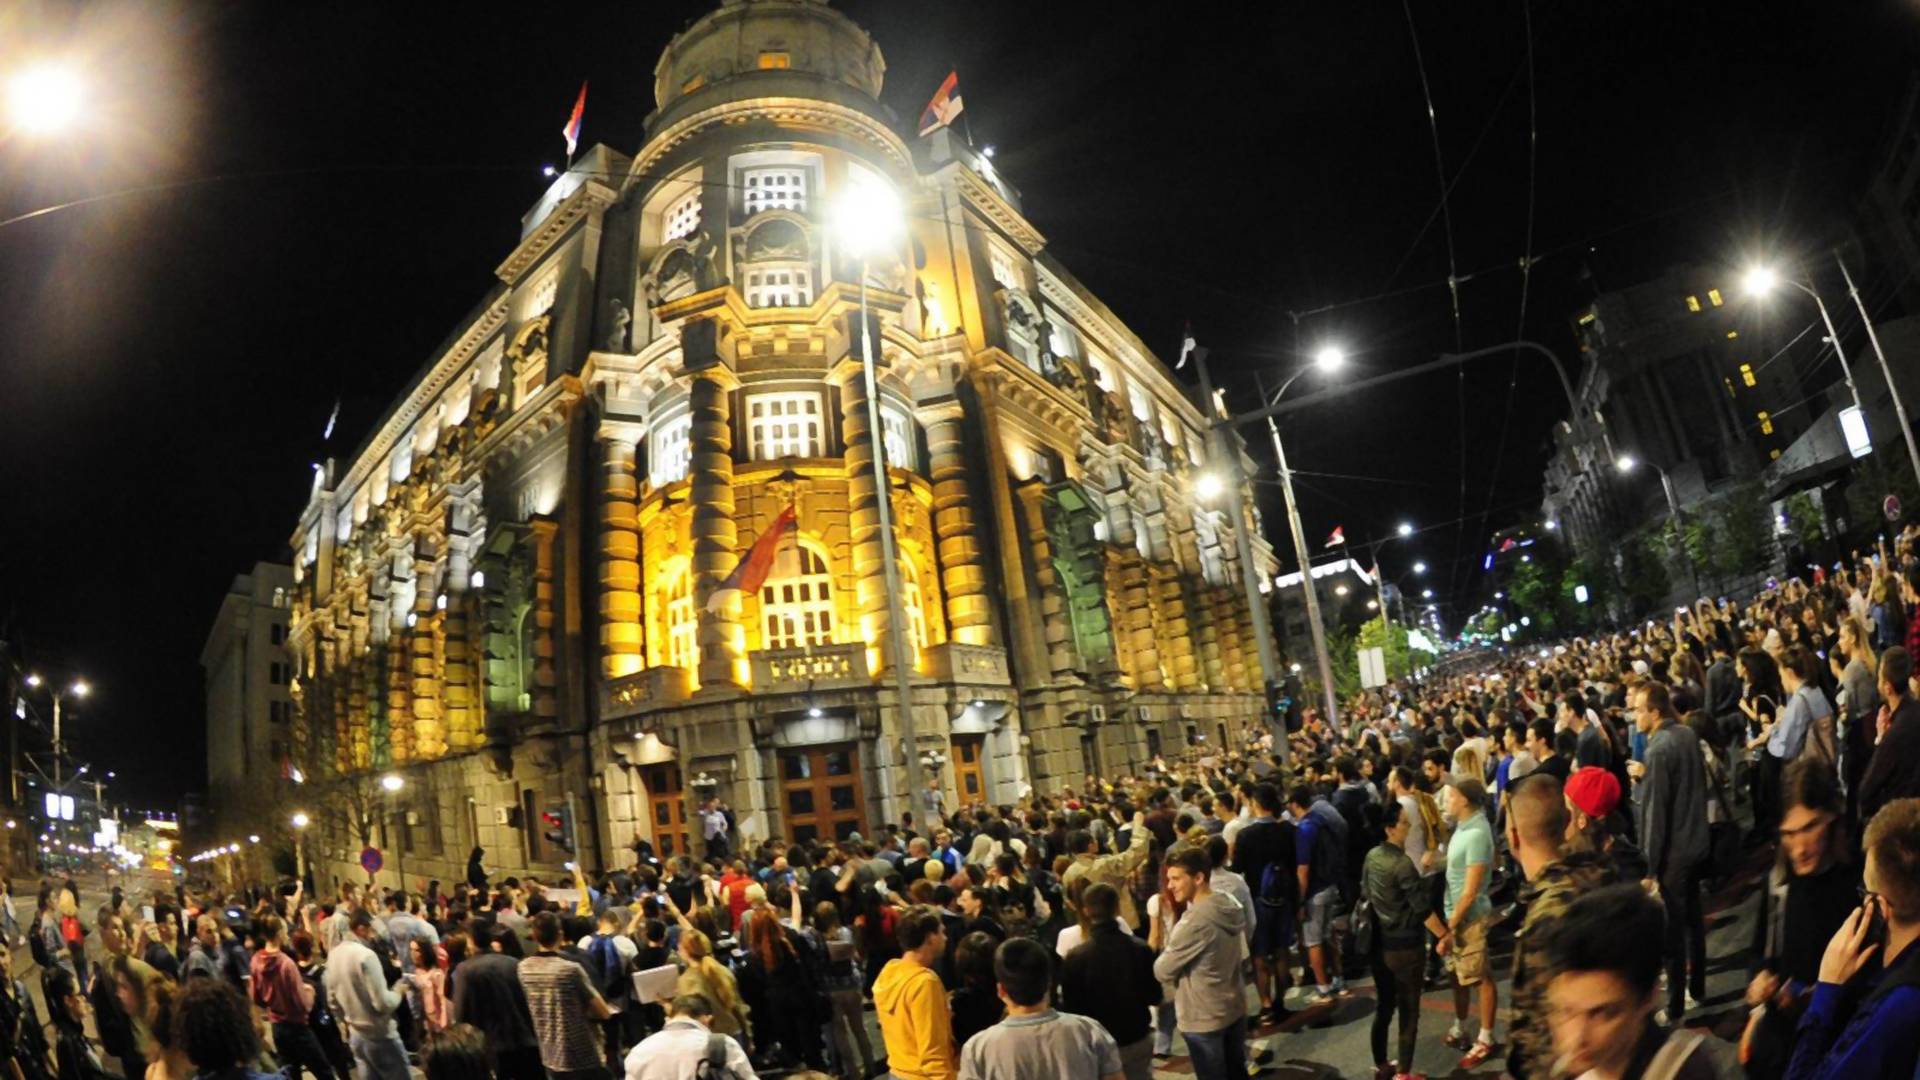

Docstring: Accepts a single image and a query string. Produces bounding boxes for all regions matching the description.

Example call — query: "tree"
[315,772,395,883]
[1619,531,1671,615]
[1712,483,1774,581]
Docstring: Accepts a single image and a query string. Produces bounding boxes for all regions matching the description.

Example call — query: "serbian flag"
[561,81,588,157]
[1324,525,1346,548]
[918,70,964,136]
[708,505,797,612]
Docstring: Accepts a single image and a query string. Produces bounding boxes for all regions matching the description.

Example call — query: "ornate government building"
[278,0,1274,885]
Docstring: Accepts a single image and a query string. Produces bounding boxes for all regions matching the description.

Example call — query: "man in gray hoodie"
[1629,680,1710,1021]
[1151,847,1248,1080]
[322,909,408,1080]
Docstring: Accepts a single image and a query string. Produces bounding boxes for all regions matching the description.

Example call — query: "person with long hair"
[811,902,873,1080]
[671,929,747,1047]
[1740,760,1857,1079]
[407,939,449,1037]
[737,892,824,1070]
[1835,616,1881,820]
[1740,646,1787,832]
[0,927,51,1080]
[44,968,108,1080]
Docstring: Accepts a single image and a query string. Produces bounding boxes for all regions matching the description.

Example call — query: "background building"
[200,561,294,841]
[273,0,1275,890]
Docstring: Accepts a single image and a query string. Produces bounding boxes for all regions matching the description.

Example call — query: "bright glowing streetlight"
[1742,265,1780,298]
[380,774,404,793]
[290,812,309,829]
[1312,345,1346,373]
[23,674,41,689]
[1615,454,1637,473]
[7,65,83,135]
[1422,588,1434,599]
[1194,472,1224,501]
[1412,561,1427,575]
[1397,522,1414,538]
[70,680,89,698]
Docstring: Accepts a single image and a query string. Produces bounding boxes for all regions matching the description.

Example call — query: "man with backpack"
[1289,784,1350,1006]
[1230,783,1296,1025]
[585,908,637,1068]
[623,992,758,1080]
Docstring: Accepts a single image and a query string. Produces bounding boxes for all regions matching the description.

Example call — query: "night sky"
[1,2,1912,805]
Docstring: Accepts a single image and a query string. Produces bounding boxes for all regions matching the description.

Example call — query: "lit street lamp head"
[832,177,904,260]
[1743,265,1780,298]
[380,774,404,793]
[1194,472,1224,501]
[1412,560,1427,575]
[290,812,309,830]
[70,680,89,698]
[1312,345,1346,373]
[1397,522,1414,537]
[1615,454,1637,473]
[23,674,41,689]
[7,65,83,136]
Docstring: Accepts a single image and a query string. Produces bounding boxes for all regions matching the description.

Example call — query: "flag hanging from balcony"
[709,504,797,612]
[918,70,963,136]
[1324,525,1345,548]
[561,81,588,158]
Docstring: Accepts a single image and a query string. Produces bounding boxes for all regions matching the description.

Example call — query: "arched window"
[762,543,834,649]
[899,557,929,654]
[666,567,697,671]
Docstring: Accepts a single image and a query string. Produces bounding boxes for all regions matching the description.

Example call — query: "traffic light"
[540,804,574,855]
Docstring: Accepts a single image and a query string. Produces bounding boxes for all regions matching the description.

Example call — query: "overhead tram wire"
[1471,0,1541,574]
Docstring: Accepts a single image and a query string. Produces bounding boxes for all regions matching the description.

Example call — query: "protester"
[171,977,281,1080]
[1151,847,1247,1080]
[1632,680,1712,1021]
[1439,778,1497,1068]
[250,915,333,1080]
[450,924,546,1080]
[1360,798,1441,1080]
[1058,883,1159,1080]
[519,911,613,1080]
[322,909,409,1080]
[623,994,758,1080]
[874,906,956,1080]
[958,938,1122,1080]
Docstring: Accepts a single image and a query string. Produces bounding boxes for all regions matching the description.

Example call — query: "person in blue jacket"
[1786,797,1920,1079]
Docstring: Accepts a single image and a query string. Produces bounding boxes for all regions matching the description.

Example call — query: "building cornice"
[629,97,913,193]
[943,163,1046,256]
[496,179,620,285]
[1033,270,1204,431]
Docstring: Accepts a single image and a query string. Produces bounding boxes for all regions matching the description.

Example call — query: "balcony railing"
[751,642,870,694]
[600,666,691,720]
[924,642,1012,685]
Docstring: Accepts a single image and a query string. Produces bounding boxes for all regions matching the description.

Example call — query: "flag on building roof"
[561,81,588,157]
[1325,525,1346,548]
[918,70,964,136]
[1176,322,1197,369]
[708,504,797,612]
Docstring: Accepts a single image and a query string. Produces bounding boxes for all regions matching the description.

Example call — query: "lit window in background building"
[650,411,691,485]
[1685,295,1702,312]
[761,546,834,649]
[1771,448,1783,460]
[743,266,812,308]
[881,403,916,471]
[1708,288,1724,307]
[742,167,806,216]
[899,558,929,654]
[1727,330,1739,339]
[1758,410,1774,435]
[757,52,791,69]
[1741,363,1757,387]
[746,393,825,459]
[667,570,697,670]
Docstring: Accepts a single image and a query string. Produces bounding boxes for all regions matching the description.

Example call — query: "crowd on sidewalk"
[16,538,1920,1080]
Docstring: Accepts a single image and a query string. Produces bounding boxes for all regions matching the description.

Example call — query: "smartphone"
[1866,895,1890,952]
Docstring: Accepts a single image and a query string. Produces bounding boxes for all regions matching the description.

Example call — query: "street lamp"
[1616,452,1698,598]
[1397,522,1414,538]
[6,65,83,135]
[1746,257,1920,491]
[291,812,310,883]
[832,174,927,818]
[1412,561,1427,575]
[380,774,405,892]
[1194,472,1225,501]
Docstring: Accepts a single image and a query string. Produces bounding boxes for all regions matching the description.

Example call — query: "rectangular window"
[1727,330,1739,339]
[743,266,813,308]
[667,573,697,671]
[989,247,1022,291]
[1685,295,1702,313]
[1758,410,1774,436]
[662,191,701,243]
[681,74,706,95]
[881,404,916,471]
[1708,288,1724,307]
[743,167,806,216]
[269,663,286,685]
[650,411,692,486]
[746,392,825,460]
[757,52,790,69]
[1740,363,1757,387]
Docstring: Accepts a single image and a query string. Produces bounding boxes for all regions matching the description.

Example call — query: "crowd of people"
[19,538,1920,1080]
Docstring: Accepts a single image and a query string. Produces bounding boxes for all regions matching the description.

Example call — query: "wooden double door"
[779,743,867,844]
[642,764,691,858]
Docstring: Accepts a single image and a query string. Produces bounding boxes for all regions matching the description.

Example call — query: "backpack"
[697,1031,741,1080]
[586,934,630,1004]
[1348,896,1376,958]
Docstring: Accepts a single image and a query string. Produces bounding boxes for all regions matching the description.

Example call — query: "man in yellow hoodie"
[875,905,956,1080]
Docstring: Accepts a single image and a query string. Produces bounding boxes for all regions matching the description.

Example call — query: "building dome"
[650,0,886,131]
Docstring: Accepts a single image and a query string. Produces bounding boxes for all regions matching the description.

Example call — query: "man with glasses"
[1627,681,1709,1022]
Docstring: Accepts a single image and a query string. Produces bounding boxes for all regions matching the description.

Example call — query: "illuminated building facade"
[282,0,1274,885]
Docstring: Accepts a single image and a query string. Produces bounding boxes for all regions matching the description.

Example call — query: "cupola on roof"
[651,0,886,123]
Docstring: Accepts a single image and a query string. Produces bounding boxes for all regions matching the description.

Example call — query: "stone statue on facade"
[606,299,632,352]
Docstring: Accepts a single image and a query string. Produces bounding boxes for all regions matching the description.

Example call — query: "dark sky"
[1,1,1913,804]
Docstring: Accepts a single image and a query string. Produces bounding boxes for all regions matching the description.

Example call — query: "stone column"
[443,595,477,753]
[920,403,997,647]
[1149,565,1199,690]
[1189,586,1224,690]
[598,432,644,679]
[325,642,347,777]
[411,561,446,759]
[385,635,412,765]
[1105,548,1163,691]
[343,648,366,775]
[838,365,899,675]
[687,375,743,690]
[1014,485,1077,678]
[1213,585,1249,691]
[529,520,562,722]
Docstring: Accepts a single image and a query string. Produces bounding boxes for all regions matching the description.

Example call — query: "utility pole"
[1837,252,1920,494]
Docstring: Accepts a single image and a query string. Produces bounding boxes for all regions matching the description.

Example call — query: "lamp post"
[290,812,310,885]
[833,178,927,818]
[1616,453,1699,598]
[22,675,87,794]
[1838,256,1920,493]
[381,774,404,893]
[1198,347,1345,747]
[5,64,83,136]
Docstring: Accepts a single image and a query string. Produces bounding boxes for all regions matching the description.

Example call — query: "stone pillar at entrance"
[688,374,743,690]
[598,433,644,679]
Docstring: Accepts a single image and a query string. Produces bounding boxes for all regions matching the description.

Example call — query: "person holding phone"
[1783,798,1920,1078]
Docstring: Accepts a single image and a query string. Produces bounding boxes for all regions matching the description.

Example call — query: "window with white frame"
[761,544,834,650]
[880,403,916,471]
[666,568,697,670]
[663,190,701,242]
[746,392,825,460]
[1047,315,1076,360]
[989,246,1023,291]
[1088,354,1117,393]
[527,273,557,315]
[743,266,813,308]
[650,410,692,485]
[1129,383,1153,422]
[743,167,807,216]
[900,558,929,654]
